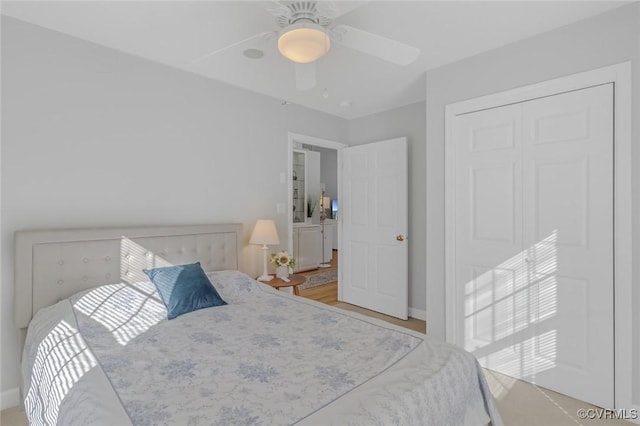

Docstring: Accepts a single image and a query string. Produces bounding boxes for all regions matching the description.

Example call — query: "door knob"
[396,234,405,242]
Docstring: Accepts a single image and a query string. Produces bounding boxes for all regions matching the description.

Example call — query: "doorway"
[288,134,410,321]
[287,133,346,301]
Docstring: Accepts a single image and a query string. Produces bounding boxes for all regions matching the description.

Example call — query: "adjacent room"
[1,1,639,425]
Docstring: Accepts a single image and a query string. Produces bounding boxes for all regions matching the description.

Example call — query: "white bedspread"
[23,270,502,425]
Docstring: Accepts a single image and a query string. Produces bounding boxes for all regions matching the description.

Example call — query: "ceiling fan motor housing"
[275,1,332,28]
[277,2,331,64]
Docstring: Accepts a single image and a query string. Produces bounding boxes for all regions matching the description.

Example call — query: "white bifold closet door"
[454,84,614,408]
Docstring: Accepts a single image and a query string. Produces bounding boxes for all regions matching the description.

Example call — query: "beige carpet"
[486,369,633,425]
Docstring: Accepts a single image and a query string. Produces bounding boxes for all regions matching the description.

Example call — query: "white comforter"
[23,270,502,425]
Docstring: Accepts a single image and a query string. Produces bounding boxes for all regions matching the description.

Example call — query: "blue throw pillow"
[143,262,227,320]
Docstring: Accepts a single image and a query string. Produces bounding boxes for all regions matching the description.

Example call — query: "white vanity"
[292,223,322,272]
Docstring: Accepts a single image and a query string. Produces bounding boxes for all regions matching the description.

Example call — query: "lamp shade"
[249,220,280,245]
[278,23,330,64]
[322,197,331,210]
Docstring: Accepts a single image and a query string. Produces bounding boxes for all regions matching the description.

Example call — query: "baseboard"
[409,307,426,321]
[1,387,20,410]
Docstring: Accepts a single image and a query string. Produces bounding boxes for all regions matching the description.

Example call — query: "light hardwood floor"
[298,282,427,333]
[297,250,426,333]
[297,250,340,304]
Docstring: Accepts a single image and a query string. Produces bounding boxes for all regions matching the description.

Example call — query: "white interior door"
[342,138,408,319]
[455,84,614,408]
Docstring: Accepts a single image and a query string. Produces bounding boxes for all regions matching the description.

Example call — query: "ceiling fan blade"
[331,24,420,66]
[314,1,340,19]
[295,62,316,91]
[191,31,274,63]
[318,1,367,19]
[266,1,292,18]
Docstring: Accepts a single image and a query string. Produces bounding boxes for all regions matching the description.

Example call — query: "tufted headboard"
[15,224,243,329]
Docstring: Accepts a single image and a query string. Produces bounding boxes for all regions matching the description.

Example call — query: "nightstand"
[266,274,306,296]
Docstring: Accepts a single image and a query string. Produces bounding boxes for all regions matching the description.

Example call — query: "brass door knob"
[396,234,405,241]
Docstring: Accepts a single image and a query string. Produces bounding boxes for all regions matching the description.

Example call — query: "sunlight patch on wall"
[120,237,173,284]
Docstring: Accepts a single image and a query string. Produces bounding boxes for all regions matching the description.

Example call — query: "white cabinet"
[305,151,321,224]
[292,224,321,272]
[292,148,323,271]
[321,222,334,262]
[292,149,321,224]
[331,222,338,250]
[292,151,306,223]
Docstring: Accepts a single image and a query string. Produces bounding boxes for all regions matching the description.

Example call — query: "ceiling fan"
[193,1,420,91]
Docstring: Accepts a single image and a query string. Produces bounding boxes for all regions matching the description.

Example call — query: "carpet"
[298,270,338,290]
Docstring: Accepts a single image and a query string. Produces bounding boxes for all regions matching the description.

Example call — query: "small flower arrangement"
[270,251,296,269]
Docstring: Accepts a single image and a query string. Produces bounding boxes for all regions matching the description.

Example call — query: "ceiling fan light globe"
[278,24,330,64]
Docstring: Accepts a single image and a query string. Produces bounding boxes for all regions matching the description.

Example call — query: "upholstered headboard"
[15,224,243,328]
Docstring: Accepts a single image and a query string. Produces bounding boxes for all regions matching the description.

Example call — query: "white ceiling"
[2,1,629,119]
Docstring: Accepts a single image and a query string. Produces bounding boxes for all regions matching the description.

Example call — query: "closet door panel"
[522,84,614,408]
[454,103,524,354]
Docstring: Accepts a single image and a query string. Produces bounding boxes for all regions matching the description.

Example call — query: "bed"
[15,224,502,425]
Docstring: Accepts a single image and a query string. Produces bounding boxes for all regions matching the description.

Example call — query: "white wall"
[0,16,348,403]
[424,2,640,405]
[316,146,338,201]
[348,101,427,315]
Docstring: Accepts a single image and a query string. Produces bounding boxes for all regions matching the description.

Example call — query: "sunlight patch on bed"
[25,320,97,425]
[73,282,166,345]
[71,237,176,345]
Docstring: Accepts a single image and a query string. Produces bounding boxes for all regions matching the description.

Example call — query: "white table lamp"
[321,196,331,219]
[250,219,280,282]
